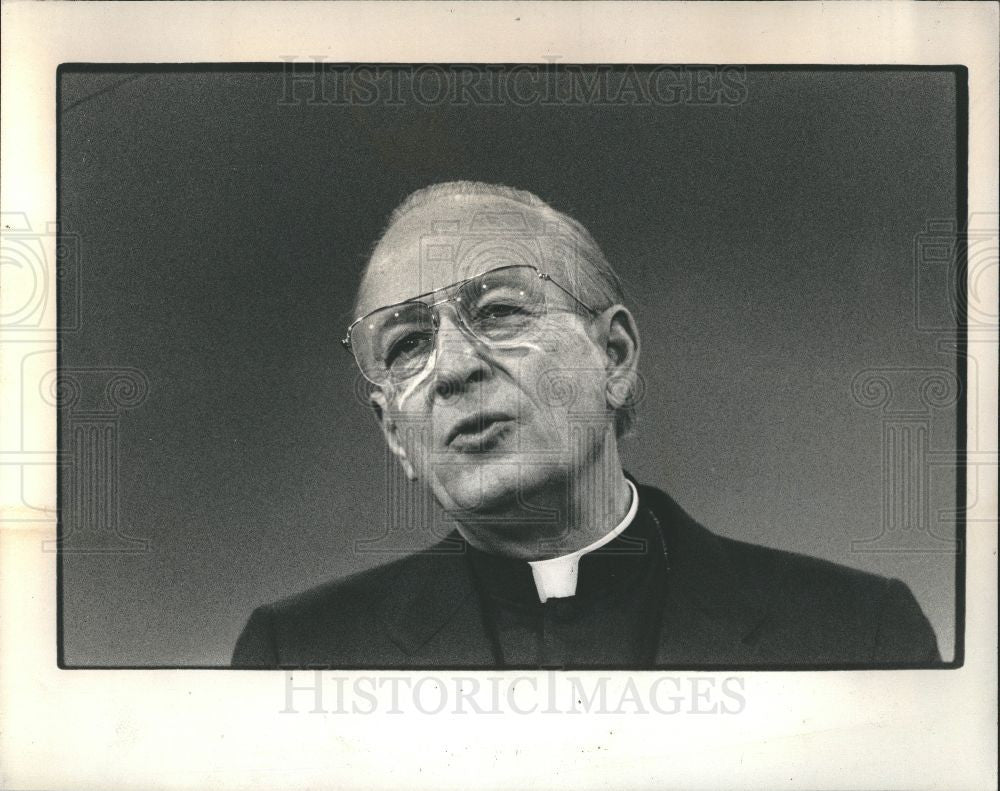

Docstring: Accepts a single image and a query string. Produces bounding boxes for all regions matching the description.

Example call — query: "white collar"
[527,479,639,603]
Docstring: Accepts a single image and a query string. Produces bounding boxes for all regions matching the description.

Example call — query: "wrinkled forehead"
[355,196,585,318]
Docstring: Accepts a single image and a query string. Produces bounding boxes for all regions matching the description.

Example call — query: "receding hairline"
[387,180,552,227]
[367,188,559,269]
[357,181,626,315]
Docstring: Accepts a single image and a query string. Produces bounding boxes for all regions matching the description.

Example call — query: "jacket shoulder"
[268,552,413,618]
[721,534,891,594]
[640,481,894,596]
[718,535,941,664]
[638,481,941,664]
[232,537,463,667]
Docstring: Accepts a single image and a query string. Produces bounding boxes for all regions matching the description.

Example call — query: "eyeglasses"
[342,264,600,386]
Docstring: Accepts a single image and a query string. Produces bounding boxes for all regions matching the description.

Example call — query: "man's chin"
[431,461,549,516]
[432,467,516,514]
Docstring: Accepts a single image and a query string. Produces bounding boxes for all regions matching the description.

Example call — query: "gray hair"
[373,180,636,439]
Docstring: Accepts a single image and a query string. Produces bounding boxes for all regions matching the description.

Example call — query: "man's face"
[355,197,617,517]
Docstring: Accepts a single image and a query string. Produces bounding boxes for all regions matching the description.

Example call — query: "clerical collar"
[527,478,639,603]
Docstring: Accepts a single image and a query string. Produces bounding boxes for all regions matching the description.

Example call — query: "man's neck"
[453,453,634,561]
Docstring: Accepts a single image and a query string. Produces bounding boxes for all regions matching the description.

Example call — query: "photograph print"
[54,64,964,669]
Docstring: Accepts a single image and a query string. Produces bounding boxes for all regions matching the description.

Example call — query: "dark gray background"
[58,67,960,666]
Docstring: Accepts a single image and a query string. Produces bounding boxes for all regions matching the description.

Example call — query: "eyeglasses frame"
[340,264,602,383]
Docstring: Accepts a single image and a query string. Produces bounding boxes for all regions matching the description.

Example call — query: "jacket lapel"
[641,485,771,666]
[380,535,496,666]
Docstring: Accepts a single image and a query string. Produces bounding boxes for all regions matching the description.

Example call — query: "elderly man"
[233,181,940,668]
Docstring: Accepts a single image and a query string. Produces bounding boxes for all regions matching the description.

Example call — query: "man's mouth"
[446,412,515,452]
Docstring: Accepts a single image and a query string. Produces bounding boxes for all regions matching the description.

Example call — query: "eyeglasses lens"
[353,266,549,384]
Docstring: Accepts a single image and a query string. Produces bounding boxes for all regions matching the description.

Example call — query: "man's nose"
[430,309,492,401]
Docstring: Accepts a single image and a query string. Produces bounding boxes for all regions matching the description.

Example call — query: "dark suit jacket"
[232,482,941,668]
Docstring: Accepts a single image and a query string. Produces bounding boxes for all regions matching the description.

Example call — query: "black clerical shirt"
[465,504,669,668]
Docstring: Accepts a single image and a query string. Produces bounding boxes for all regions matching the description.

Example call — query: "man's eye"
[385,333,429,365]
[475,301,527,320]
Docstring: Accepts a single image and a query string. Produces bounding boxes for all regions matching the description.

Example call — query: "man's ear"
[369,390,417,481]
[597,305,641,410]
